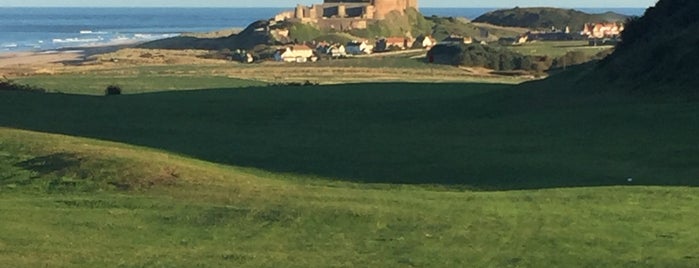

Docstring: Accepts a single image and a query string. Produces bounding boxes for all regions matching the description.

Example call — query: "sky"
[1,0,658,8]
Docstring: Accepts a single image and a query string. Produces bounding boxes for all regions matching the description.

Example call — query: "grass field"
[14,73,265,95]
[509,40,614,58]
[14,59,526,95]
[1,81,697,189]
[2,67,699,266]
[1,127,698,267]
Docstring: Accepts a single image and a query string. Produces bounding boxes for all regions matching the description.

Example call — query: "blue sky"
[2,0,658,8]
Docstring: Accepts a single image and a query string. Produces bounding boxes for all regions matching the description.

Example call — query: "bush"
[428,44,541,72]
[105,85,122,96]
[0,77,46,93]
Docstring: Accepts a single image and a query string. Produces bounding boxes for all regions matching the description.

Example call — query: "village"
[266,34,469,63]
[244,21,625,64]
[214,0,629,64]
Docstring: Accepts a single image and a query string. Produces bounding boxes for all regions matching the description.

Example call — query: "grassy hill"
[139,9,525,52]
[140,20,291,50]
[590,0,699,94]
[1,82,698,189]
[428,16,527,41]
[474,7,628,31]
[2,1,699,265]
[2,127,699,266]
[350,8,434,39]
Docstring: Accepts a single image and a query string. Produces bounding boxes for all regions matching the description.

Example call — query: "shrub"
[0,77,46,93]
[105,85,122,96]
[428,44,541,72]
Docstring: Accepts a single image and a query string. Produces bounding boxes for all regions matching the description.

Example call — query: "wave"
[52,37,104,44]
[80,30,109,35]
[133,33,179,39]
[112,35,131,41]
[4,32,181,51]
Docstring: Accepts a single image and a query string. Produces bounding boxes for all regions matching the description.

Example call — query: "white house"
[346,40,373,55]
[274,45,315,63]
[412,35,437,49]
[440,35,473,45]
[328,44,347,58]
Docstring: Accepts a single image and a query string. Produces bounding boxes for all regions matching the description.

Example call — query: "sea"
[0,7,646,52]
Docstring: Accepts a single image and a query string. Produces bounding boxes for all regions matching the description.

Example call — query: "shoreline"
[0,24,242,72]
[0,43,139,73]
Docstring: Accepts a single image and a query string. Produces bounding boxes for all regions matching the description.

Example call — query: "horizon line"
[0,6,652,8]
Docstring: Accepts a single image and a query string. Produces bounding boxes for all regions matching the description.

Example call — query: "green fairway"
[14,67,266,95]
[0,82,697,189]
[508,40,614,58]
[12,61,511,95]
[1,128,698,267]
[2,1,696,265]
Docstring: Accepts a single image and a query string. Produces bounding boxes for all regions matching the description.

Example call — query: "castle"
[275,0,419,30]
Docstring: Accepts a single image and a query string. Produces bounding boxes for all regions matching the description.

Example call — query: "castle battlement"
[275,0,418,30]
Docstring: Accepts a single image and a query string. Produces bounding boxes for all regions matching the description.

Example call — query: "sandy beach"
[0,45,133,76]
[0,51,84,68]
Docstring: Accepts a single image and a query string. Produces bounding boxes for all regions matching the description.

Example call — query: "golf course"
[1,0,698,266]
[2,74,699,266]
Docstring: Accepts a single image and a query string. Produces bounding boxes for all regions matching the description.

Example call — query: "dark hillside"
[474,7,627,31]
[593,0,699,94]
[140,20,290,50]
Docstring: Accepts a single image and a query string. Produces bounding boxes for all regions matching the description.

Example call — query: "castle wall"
[281,0,417,30]
[373,0,408,20]
[316,18,370,31]
[324,0,370,3]
[310,5,324,19]
[408,0,418,10]
[291,0,415,20]
[322,5,371,18]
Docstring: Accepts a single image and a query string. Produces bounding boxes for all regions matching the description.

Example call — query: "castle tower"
[295,4,305,19]
[372,0,401,20]
[407,0,418,10]
[400,0,408,10]
[308,4,323,19]
[338,4,347,18]
[364,5,375,19]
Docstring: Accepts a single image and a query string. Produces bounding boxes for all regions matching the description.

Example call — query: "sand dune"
[0,51,84,68]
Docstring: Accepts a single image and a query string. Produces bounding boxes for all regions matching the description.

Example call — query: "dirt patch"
[95,48,223,65]
[15,153,82,175]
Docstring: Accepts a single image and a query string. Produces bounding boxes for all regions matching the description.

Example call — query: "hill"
[427,16,527,42]
[142,8,433,51]
[349,8,434,40]
[590,0,699,94]
[473,7,628,31]
[3,1,699,266]
[2,82,699,189]
[140,9,525,52]
[2,127,699,267]
[140,20,294,50]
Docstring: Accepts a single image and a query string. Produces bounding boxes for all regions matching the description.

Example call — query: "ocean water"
[0,7,646,52]
[421,7,646,19]
[0,8,285,52]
